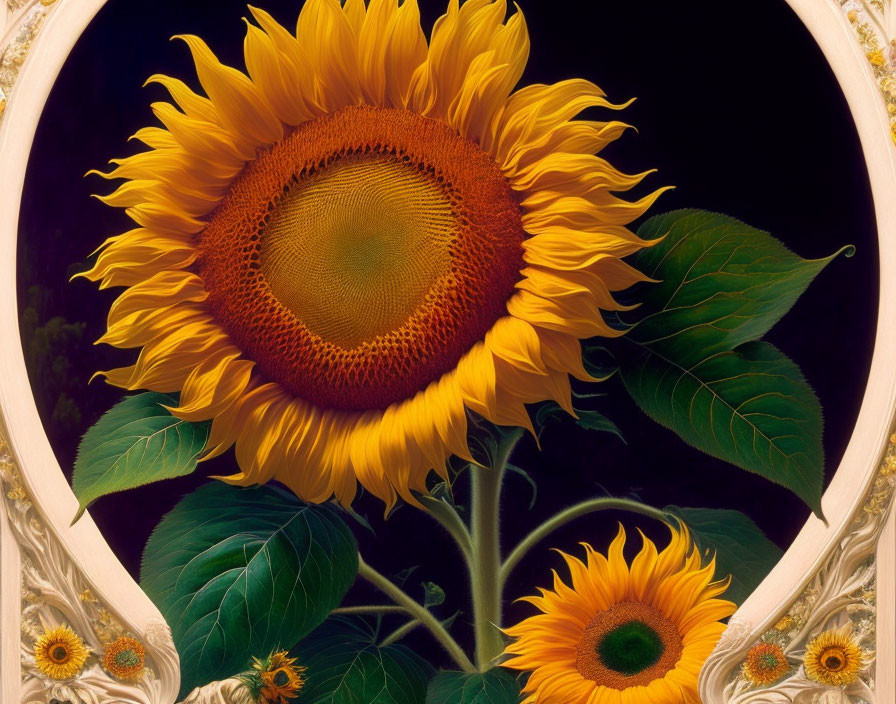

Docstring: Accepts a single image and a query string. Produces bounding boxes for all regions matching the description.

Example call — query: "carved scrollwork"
[839,0,896,146]
[0,436,180,704]
[0,0,60,123]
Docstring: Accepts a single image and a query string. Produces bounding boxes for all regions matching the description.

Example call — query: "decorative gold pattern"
[840,0,896,145]
[0,0,59,124]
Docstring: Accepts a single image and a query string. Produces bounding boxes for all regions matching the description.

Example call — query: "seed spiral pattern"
[198,105,525,410]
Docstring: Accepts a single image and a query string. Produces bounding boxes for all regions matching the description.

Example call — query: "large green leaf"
[633,210,851,367]
[622,341,824,515]
[618,210,845,516]
[72,392,209,520]
[666,506,784,605]
[426,669,520,704]
[141,483,358,697]
[293,617,433,704]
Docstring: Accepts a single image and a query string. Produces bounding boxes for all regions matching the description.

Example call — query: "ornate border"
[0,431,179,704]
[0,0,58,125]
[0,1,894,703]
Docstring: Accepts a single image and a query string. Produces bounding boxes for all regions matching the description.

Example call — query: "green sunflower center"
[273,669,291,686]
[759,652,781,670]
[596,620,665,675]
[114,649,141,668]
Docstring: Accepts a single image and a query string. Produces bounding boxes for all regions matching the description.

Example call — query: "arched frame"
[0,1,893,702]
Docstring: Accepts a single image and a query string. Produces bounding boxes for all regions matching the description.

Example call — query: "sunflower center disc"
[576,601,683,688]
[758,652,780,670]
[596,620,664,675]
[114,649,141,667]
[198,105,525,410]
[821,650,847,671]
[261,157,454,348]
[50,646,69,663]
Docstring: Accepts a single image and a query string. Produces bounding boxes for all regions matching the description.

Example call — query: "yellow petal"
[174,34,282,147]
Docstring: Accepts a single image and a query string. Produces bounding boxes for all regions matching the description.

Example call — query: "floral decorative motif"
[102,636,147,682]
[840,0,896,146]
[803,624,865,687]
[33,625,89,680]
[742,642,790,686]
[0,0,60,123]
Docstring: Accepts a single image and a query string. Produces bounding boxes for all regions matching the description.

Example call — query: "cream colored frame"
[0,1,894,702]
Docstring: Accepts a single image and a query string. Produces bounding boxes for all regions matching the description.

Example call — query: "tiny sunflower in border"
[33,625,90,681]
[742,642,790,687]
[101,636,146,682]
[803,625,865,687]
[82,0,664,509]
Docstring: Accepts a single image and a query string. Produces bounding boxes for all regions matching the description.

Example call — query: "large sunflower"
[503,526,735,704]
[83,0,662,507]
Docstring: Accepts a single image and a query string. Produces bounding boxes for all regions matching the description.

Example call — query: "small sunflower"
[33,625,89,680]
[101,636,146,682]
[82,0,662,508]
[503,525,735,704]
[742,642,789,686]
[242,651,306,704]
[803,625,864,687]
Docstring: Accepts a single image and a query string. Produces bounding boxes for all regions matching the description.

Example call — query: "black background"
[18,0,877,669]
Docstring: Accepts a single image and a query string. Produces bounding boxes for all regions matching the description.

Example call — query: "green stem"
[379,619,421,647]
[469,428,522,670]
[500,497,670,587]
[357,554,476,673]
[330,605,409,616]
[419,495,474,566]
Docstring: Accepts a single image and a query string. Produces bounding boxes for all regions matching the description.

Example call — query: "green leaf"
[574,409,625,443]
[622,341,824,515]
[426,669,521,704]
[294,617,434,704]
[665,506,784,605]
[618,209,847,516]
[632,209,852,367]
[422,582,446,608]
[72,392,210,521]
[141,483,358,697]
[535,402,624,443]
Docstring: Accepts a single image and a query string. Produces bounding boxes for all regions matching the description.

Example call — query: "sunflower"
[503,525,735,704]
[242,651,306,703]
[803,625,864,687]
[101,636,146,682]
[742,642,789,686]
[33,625,89,680]
[82,0,662,507]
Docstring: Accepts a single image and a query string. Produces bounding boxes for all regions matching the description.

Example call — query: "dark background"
[18,0,877,668]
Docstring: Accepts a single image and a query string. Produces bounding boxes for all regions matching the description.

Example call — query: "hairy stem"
[500,497,670,587]
[357,554,476,673]
[469,428,523,669]
[379,619,421,647]
[330,605,409,616]
[419,495,474,566]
